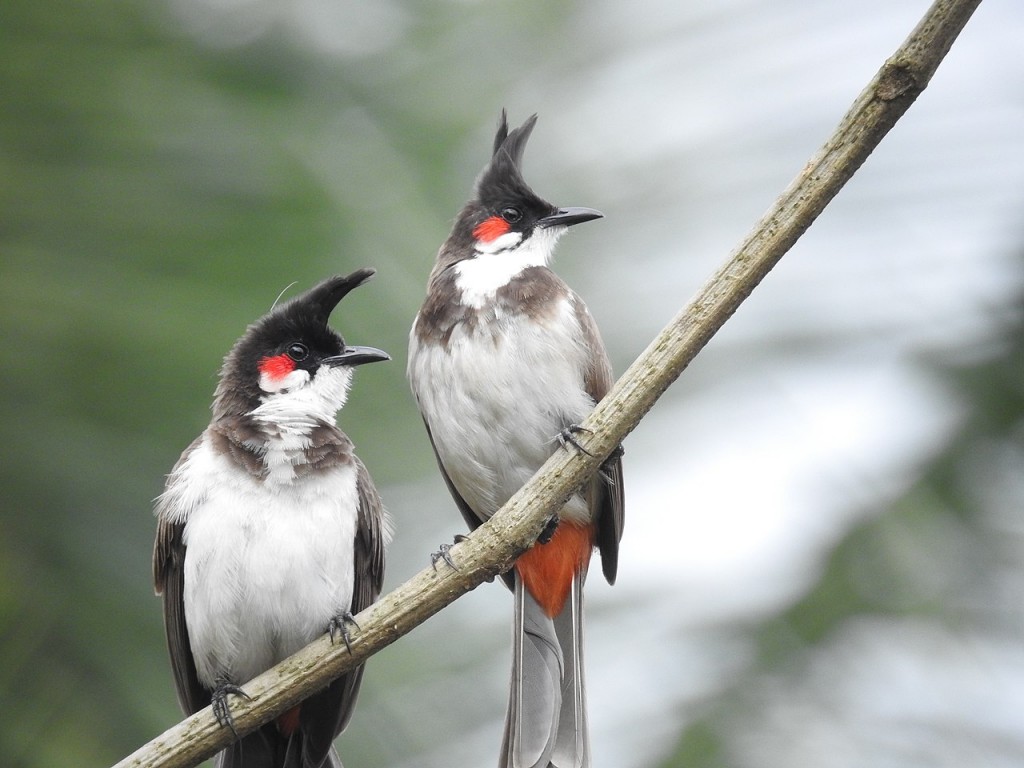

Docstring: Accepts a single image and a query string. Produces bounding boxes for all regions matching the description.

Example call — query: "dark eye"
[286,343,308,361]
[501,206,522,224]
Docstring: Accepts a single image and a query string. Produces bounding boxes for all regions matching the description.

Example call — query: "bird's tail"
[500,571,589,768]
[214,724,344,768]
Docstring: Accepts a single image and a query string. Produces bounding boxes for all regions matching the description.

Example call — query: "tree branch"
[114,1,983,765]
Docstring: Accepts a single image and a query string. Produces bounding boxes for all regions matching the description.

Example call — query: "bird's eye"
[286,343,309,361]
[500,206,522,224]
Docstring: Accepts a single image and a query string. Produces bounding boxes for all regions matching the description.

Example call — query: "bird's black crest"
[295,268,376,327]
[254,267,376,354]
[490,109,537,167]
[475,111,542,205]
[491,109,510,156]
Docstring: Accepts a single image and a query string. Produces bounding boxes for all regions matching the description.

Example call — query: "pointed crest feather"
[300,268,376,326]
[492,108,510,156]
[491,111,537,171]
[475,110,539,198]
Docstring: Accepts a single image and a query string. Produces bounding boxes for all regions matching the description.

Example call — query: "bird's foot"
[430,534,469,572]
[211,677,251,738]
[554,424,595,457]
[328,611,360,653]
[537,514,560,545]
[599,443,625,484]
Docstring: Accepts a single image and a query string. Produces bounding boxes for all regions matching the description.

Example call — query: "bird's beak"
[322,345,391,368]
[536,206,603,229]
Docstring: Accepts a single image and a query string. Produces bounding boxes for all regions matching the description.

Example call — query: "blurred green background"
[3,0,1024,766]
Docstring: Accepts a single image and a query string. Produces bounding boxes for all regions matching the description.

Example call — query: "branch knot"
[877,61,919,102]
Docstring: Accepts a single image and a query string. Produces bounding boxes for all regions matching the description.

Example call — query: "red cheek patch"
[258,354,296,380]
[473,215,510,243]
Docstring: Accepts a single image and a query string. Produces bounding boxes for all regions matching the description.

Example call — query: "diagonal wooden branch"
[114,1,983,765]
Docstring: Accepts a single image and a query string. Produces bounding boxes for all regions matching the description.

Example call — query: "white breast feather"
[168,436,360,687]
[409,294,593,523]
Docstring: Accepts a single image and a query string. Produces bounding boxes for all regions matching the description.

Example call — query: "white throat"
[456,226,565,309]
[251,365,352,434]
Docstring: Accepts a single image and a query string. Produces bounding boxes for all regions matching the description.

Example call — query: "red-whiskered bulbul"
[408,112,624,768]
[153,269,390,768]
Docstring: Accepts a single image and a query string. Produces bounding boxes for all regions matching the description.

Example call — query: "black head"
[438,111,602,268]
[213,268,389,419]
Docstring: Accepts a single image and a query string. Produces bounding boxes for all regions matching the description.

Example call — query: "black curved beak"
[322,345,391,368]
[536,206,604,229]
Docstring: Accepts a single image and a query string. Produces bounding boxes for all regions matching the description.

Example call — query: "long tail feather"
[501,573,589,768]
[550,576,588,767]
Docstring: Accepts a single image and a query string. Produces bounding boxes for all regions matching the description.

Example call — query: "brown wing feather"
[302,456,388,763]
[152,437,210,716]
[572,293,625,585]
[352,457,387,615]
[153,518,210,715]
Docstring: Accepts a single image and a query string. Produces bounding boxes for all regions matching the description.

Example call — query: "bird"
[153,268,391,768]
[408,111,624,768]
